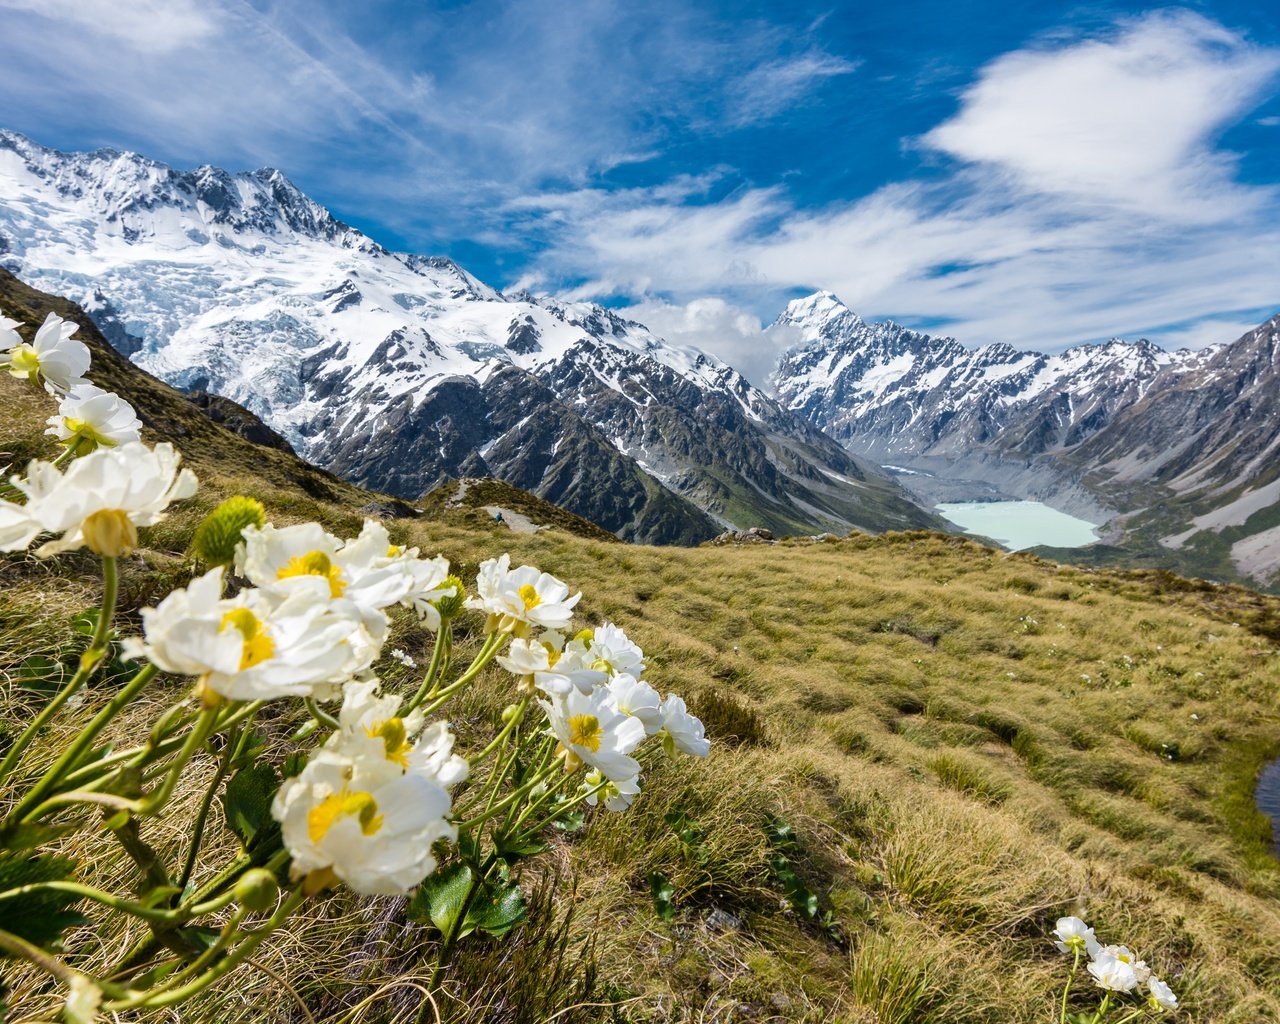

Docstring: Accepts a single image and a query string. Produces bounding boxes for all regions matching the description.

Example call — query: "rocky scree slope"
[0,129,939,544]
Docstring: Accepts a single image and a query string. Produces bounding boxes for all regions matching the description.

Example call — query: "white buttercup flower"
[1100,944,1151,983]
[2,312,91,393]
[327,680,467,788]
[498,632,606,696]
[1146,976,1178,1012]
[376,539,454,630]
[1087,953,1140,993]
[541,685,644,782]
[575,622,645,677]
[658,694,710,757]
[608,674,664,735]
[466,554,580,634]
[0,312,21,351]
[46,384,142,450]
[137,567,369,701]
[583,768,641,812]
[6,442,196,557]
[1053,916,1100,957]
[272,742,458,896]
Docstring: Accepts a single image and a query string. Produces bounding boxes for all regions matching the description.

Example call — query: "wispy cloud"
[517,10,1280,370]
[726,51,860,127]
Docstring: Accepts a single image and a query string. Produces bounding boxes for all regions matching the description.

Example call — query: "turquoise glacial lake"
[935,500,1100,551]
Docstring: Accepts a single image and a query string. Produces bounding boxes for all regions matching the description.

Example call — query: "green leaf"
[220,761,280,850]
[0,852,86,953]
[408,862,474,934]
[467,878,527,938]
[648,871,676,923]
[16,655,65,702]
[494,831,549,862]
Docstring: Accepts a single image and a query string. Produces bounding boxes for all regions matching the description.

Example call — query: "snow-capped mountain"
[0,130,939,543]
[770,291,1280,587]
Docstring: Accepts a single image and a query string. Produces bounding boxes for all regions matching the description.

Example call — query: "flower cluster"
[1053,916,1179,1014]
[484,555,710,812]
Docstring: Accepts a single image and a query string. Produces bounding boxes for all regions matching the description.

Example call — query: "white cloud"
[621,296,792,386]
[727,52,860,126]
[0,0,216,52]
[921,10,1280,221]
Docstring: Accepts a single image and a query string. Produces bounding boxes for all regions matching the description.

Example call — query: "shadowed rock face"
[315,366,720,545]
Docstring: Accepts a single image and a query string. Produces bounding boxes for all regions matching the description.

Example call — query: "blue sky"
[2,0,1280,380]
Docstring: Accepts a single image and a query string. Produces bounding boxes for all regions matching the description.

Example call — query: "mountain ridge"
[0,128,941,545]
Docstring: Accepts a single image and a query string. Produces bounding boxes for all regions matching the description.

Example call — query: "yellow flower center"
[61,416,114,449]
[386,544,402,557]
[307,788,383,843]
[364,717,411,768]
[277,550,346,597]
[543,643,561,668]
[219,607,275,670]
[82,509,138,557]
[7,344,40,379]
[568,714,603,753]
[518,584,542,610]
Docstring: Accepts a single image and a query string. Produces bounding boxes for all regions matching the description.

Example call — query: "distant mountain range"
[1,128,1276,587]
[770,293,1280,587]
[0,129,938,544]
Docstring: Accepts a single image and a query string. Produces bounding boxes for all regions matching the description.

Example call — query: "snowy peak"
[0,128,938,543]
[0,129,364,249]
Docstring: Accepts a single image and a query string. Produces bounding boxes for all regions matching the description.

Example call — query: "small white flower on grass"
[541,686,644,781]
[0,312,20,351]
[575,622,645,676]
[658,693,710,757]
[272,743,458,896]
[137,567,368,702]
[1100,944,1151,983]
[46,384,142,450]
[582,768,641,812]
[2,312,90,393]
[1052,916,1100,957]
[1087,953,1140,993]
[1146,976,1178,1012]
[2,442,196,557]
[466,553,580,634]
[498,632,606,696]
[389,647,416,669]
[608,674,664,735]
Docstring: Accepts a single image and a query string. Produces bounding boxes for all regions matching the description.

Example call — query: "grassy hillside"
[3,283,1280,1022]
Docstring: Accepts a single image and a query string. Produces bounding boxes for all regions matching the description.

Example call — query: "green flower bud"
[431,575,467,621]
[234,868,279,912]
[501,703,522,724]
[191,496,266,567]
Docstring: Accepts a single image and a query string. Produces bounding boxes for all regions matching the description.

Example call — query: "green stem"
[418,632,504,718]
[178,718,247,893]
[10,662,158,822]
[454,758,563,832]
[0,880,191,923]
[470,694,530,766]
[1061,948,1081,1024]
[0,557,118,785]
[131,704,219,816]
[304,696,339,729]
[1092,992,1112,1023]
[406,629,451,711]
[416,857,494,1024]
[107,887,306,1011]
[0,926,127,998]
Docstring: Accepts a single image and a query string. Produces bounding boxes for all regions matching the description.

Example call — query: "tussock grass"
[3,313,1280,1020]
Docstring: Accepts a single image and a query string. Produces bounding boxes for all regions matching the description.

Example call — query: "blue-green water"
[935,500,1100,551]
